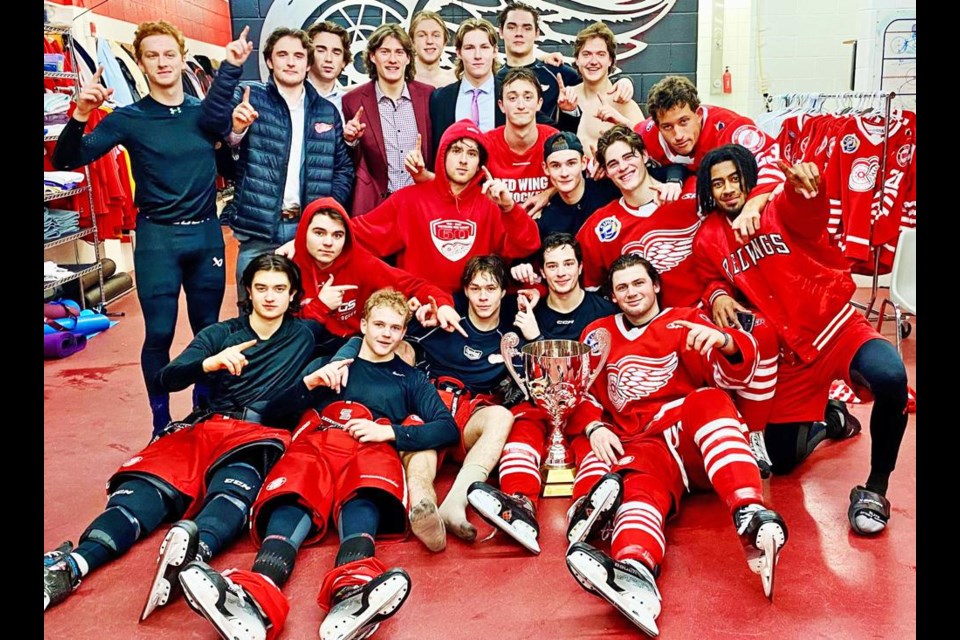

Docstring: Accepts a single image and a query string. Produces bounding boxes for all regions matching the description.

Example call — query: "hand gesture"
[274,239,296,259]
[404,133,429,182]
[480,166,515,210]
[541,51,565,67]
[556,73,579,113]
[731,202,762,245]
[225,25,254,67]
[74,66,114,120]
[779,159,821,198]
[517,287,541,311]
[673,320,732,355]
[513,294,541,341]
[232,86,259,134]
[304,358,353,393]
[510,263,542,286]
[711,294,746,329]
[521,187,553,218]
[318,274,358,311]
[346,418,395,443]
[586,144,606,181]
[202,338,257,375]
[649,182,681,206]
[344,106,366,143]
[588,423,624,466]
[607,77,634,104]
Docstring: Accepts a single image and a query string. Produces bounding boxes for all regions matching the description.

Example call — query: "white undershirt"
[281,88,306,210]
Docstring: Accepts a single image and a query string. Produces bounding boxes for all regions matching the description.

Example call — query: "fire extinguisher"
[722,66,732,94]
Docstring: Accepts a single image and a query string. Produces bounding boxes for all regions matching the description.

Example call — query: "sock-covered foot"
[408,498,446,552]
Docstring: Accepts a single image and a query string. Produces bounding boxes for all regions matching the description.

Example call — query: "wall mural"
[239,0,697,104]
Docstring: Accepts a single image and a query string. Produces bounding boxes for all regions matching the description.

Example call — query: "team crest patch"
[896,144,914,167]
[595,216,621,242]
[266,477,287,491]
[730,125,765,153]
[848,157,880,192]
[463,345,482,360]
[715,121,726,132]
[314,122,334,134]
[431,219,477,261]
[120,456,143,467]
[488,353,504,364]
[840,134,860,154]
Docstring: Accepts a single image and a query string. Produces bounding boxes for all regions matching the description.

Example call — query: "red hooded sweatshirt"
[294,197,453,336]
[350,119,542,293]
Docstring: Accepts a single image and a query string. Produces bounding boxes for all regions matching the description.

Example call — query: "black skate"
[467,481,540,554]
[824,399,862,440]
[566,541,661,637]
[734,504,788,600]
[566,472,623,546]
[748,431,773,479]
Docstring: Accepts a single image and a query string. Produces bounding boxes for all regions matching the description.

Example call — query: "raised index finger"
[238,25,250,43]
[481,165,494,181]
[556,72,565,90]
[236,338,259,351]
[242,85,251,104]
[415,133,422,151]
[91,65,105,82]
[354,106,364,123]
[330,284,359,292]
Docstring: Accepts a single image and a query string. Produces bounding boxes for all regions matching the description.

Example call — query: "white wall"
[697,0,916,121]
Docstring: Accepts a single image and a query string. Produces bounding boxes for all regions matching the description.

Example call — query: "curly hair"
[696,144,759,214]
[133,21,186,61]
[646,75,700,123]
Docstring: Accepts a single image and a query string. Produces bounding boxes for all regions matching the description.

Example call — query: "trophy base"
[541,466,575,498]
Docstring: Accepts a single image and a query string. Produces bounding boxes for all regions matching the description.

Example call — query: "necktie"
[470,88,482,127]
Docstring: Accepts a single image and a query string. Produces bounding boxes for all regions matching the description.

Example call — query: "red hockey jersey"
[636,105,784,196]
[568,308,758,441]
[482,124,557,205]
[576,177,704,308]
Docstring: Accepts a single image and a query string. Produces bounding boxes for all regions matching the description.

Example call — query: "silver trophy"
[501,329,611,496]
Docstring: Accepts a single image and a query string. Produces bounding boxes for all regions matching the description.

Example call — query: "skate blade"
[755,524,784,601]
[467,491,540,554]
[179,566,266,640]
[566,549,660,637]
[140,529,189,621]
[568,477,620,546]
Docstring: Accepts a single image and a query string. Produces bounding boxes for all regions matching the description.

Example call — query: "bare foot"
[449,520,478,542]
[409,498,446,552]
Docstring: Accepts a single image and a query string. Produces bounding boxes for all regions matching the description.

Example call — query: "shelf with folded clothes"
[44,185,89,202]
[44,227,95,250]
[44,23,72,36]
[44,70,78,80]
[43,263,100,290]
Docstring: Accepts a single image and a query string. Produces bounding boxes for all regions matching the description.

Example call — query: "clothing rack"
[771,90,897,320]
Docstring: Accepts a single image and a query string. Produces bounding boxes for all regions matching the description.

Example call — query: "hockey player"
[467,233,617,553]
[694,144,909,535]
[563,254,788,636]
[576,125,704,307]
[176,289,459,640]
[349,119,541,293]
[636,75,784,242]
[44,255,316,617]
[291,197,465,353]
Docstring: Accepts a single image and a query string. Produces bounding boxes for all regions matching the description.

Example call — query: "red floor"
[44,231,916,639]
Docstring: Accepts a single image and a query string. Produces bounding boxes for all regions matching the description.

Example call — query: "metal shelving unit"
[44,21,106,311]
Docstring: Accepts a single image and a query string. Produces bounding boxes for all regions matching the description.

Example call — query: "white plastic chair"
[877,229,916,356]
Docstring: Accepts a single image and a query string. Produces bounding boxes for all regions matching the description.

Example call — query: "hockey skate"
[734,504,788,600]
[847,485,891,535]
[141,519,200,621]
[319,568,411,640]
[467,482,540,554]
[824,399,862,440]
[566,472,623,546]
[566,541,661,637]
[44,541,80,612]
[748,431,773,479]
[179,560,269,640]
